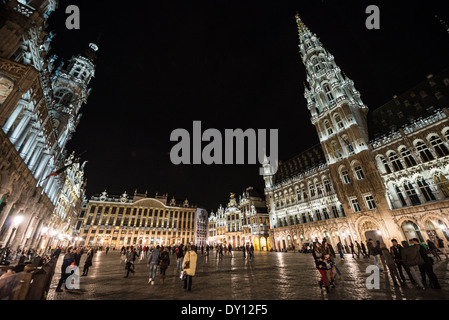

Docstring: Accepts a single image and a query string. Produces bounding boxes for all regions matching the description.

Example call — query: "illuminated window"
[416,141,434,162]
[434,173,449,197]
[400,147,417,167]
[430,136,449,157]
[389,152,404,171]
[365,195,376,210]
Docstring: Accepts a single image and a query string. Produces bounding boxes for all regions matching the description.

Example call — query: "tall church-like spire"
[295,14,369,164]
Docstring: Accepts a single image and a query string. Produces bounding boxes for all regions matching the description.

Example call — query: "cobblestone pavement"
[46,250,449,300]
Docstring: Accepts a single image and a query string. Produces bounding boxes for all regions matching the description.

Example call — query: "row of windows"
[350,195,376,213]
[390,174,449,208]
[274,178,333,208]
[377,134,449,174]
[83,216,194,229]
[86,205,193,219]
[339,162,365,184]
[276,204,345,227]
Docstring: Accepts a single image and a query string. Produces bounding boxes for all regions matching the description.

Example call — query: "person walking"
[437,237,449,260]
[380,243,404,286]
[250,244,255,258]
[402,239,426,290]
[206,244,210,256]
[390,239,416,284]
[361,241,368,258]
[182,245,198,292]
[312,242,330,293]
[124,247,136,278]
[228,244,233,257]
[336,241,344,259]
[105,246,109,255]
[82,248,94,276]
[147,245,160,285]
[426,239,441,262]
[55,247,75,292]
[355,241,363,258]
[159,247,170,284]
[414,239,441,289]
[376,240,388,272]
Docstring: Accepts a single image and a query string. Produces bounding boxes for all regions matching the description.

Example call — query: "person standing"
[82,248,94,276]
[414,239,441,289]
[182,245,198,292]
[312,243,330,293]
[336,241,344,259]
[159,247,170,284]
[74,247,82,267]
[390,239,415,284]
[402,239,426,290]
[437,237,449,260]
[147,245,160,285]
[228,244,233,257]
[426,239,441,262]
[250,244,255,259]
[380,244,404,286]
[176,245,184,273]
[367,239,380,269]
[206,244,210,256]
[105,246,109,255]
[55,247,75,292]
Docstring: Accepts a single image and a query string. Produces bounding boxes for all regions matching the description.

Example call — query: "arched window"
[388,152,404,171]
[429,136,449,157]
[403,181,421,206]
[415,141,434,162]
[416,177,436,202]
[353,164,365,180]
[324,120,333,135]
[395,185,407,206]
[402,221,424,242]
[400,147,417,167]
[309,183,315,197]
[334,113,344,129]
[434,173,449,197]
[324,84,335,102]
[341,169,351,184]
[379,156,392,174]
[295,186,301,201]
[53,88,73,106]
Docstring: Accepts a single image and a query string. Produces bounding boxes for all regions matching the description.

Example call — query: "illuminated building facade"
[208,187,270,250]
[76,190,197,248]
[263,15,449,251]
[0,0,95,251]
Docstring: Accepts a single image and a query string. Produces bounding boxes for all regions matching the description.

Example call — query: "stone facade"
[263,15,449,252]
[208,187,270,250]
[0,0,95,252]
[76,191,197,248]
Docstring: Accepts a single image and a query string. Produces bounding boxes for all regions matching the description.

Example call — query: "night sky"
[47,0,449,211]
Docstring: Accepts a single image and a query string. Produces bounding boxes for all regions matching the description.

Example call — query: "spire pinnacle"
[295,13,310,39]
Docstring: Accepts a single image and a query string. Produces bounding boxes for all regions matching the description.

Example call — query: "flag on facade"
[43,163,71,181]
[342,137,353,152]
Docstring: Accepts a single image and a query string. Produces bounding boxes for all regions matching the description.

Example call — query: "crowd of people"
[310,236,448,294]
[118,243,199,292]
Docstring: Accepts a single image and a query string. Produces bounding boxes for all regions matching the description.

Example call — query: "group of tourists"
[312,236,447,294]
[120,244,199,292]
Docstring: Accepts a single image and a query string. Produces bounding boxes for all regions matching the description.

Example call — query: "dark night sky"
[47,0,449,212]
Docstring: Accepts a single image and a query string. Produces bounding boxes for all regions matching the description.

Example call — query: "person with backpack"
[159,247,170,283]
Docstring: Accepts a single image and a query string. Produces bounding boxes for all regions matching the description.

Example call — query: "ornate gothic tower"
[50,43,98,159]
[296,14,402,241]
